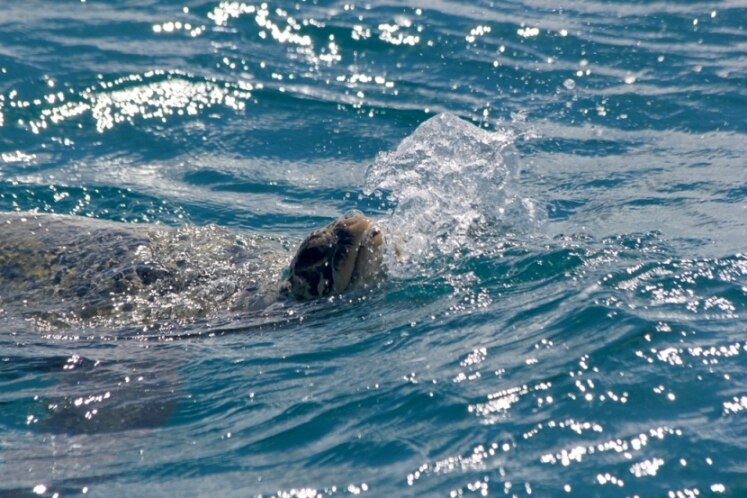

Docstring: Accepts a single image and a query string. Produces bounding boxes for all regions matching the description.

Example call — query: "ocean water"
[1,1,746,497]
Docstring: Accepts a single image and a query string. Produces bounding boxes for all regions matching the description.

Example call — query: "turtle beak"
[350,220,383,289]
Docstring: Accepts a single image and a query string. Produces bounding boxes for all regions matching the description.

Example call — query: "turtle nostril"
[343,210,363,219]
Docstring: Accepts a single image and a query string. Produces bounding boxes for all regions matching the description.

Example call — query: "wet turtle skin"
[0,213,290,327]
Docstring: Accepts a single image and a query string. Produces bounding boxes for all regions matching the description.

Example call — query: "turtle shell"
[0,213,290,327]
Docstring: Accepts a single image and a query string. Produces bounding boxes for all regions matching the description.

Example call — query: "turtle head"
[287,212,383,299]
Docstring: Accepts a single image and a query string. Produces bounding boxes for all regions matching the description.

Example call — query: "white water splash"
[364,113,539,271]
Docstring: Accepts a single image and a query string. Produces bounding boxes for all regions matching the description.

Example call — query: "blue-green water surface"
[1,1,746,497]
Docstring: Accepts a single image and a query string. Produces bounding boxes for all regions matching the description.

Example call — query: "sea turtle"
[0,211,383,327]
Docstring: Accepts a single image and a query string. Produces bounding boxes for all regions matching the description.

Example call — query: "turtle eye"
[333,223,354,247]
[295,245,328,269]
